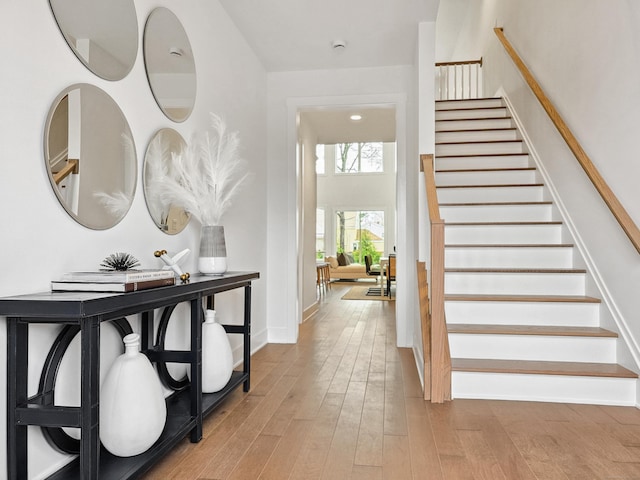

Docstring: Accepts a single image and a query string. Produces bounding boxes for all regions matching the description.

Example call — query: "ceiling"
[219,0,440,72]
[219,0,441,142]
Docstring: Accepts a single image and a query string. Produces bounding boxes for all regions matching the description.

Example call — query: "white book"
[59,269,174,283]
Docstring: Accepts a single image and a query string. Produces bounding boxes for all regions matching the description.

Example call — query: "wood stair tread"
[440,201,551,206]
[436,98,502,103]
[445,293,600,303]
[436,139,523,145]
[437,183,543,188]
[451,358,638,378]
[436,153,529,158]
[446,221,562,226]
[436,167,536,173]
[435,106,506,112]
[445,267,586,273]
[435,127,518,133]
[448,324,616,337]
[445,243,573,248]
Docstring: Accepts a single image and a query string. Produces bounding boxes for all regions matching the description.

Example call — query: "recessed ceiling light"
[350,114,362,121]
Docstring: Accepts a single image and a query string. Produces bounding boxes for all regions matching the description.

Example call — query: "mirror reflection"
[49,0,138,81]
[44,84,137,230]
[143,129,191,234]
[144,8,196,123]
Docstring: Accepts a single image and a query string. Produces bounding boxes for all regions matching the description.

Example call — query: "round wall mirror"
[49,0,138,81]
[143,129,191,234]
[144,8,196,123]
[44,84,137,230]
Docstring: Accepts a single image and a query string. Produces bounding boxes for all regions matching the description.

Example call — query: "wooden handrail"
[53,159,79,185]
[436,58,483,67]
[420,153,451,403]
[495,27,640,254]
[421,154,442,222]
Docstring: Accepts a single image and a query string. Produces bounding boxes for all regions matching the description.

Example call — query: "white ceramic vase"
[198,225,227,275]
[188,309,233,392]
[100,333,167,457]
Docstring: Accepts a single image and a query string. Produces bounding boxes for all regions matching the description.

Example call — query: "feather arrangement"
[148,113,249,226]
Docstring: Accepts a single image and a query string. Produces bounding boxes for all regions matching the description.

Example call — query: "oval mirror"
[49,0,138,81]
[144,8,196,123]
[44,84,137,230]
[143,129,191,234]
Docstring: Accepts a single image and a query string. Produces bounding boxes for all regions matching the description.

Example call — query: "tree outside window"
[335,210,384,263]
[335,142,383,173]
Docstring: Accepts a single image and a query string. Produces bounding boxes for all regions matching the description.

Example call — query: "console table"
[0,271,259,480]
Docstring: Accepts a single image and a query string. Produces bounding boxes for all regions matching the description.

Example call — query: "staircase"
[434,97,638,406]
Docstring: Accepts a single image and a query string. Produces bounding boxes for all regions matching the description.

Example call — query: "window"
[316,208,325,259]
[335,210,384,263]
[335,142,383,173]
[315,144,325,175]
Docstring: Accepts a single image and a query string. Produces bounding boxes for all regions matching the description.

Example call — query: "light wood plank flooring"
[142,282,640,479]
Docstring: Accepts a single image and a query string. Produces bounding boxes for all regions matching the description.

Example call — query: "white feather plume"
[148,113,249,226]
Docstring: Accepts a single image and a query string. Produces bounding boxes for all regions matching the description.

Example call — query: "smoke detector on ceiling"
[332,40,346,50]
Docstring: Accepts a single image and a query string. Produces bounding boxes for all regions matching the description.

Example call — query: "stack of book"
[51,269,176,293]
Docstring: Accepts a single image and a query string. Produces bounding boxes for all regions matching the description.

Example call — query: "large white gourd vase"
[198,225,227,275]
[188,309,233,392]
[100,333,167,457]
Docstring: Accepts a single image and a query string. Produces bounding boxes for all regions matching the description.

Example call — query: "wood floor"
[142,283,640,480]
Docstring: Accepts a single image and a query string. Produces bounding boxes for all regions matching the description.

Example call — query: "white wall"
[438,0,640,378]
[266,66,420,347]
[299,117,319,317]
[0,2,267,478]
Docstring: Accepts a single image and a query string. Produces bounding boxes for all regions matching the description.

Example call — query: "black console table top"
[0,271,259,320]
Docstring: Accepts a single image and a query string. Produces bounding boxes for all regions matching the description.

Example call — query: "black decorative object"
[100,252,141,271]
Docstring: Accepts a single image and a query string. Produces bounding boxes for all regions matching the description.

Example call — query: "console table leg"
[7,319,28,480]
[80,318,101,479]
[243,285,252,392]
[189,297,203,443]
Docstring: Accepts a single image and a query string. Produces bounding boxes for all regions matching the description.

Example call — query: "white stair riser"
[436,141,525,156]
[445,224,563,244]
[437,185,544,203]
[449,334,616,363]
[451,372,637,406]
[436,170,538,186]
[436,129,520,143]
[445,301,600,327]
[436,99,504,110]
[436,118,514,131]
[436,107,508,121]
[445,246,573,268]
[436,155,531,170]
[445,271,586,296]
[441,204,552,223]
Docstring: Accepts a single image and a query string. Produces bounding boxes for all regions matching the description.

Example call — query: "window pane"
[315,144,325,174]
[334,142,383,173]
[316,208,325,258]
[335,210,384,263]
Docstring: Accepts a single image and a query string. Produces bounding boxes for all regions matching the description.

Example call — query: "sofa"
[324,254,371,280]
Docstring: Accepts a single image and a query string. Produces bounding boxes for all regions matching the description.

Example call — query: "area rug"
[341,286,394,301]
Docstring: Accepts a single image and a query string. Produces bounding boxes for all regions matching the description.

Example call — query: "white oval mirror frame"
[143,8,197,123]
[143,128,191,234]
[44,84,137,230]
[49,0,138,81]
